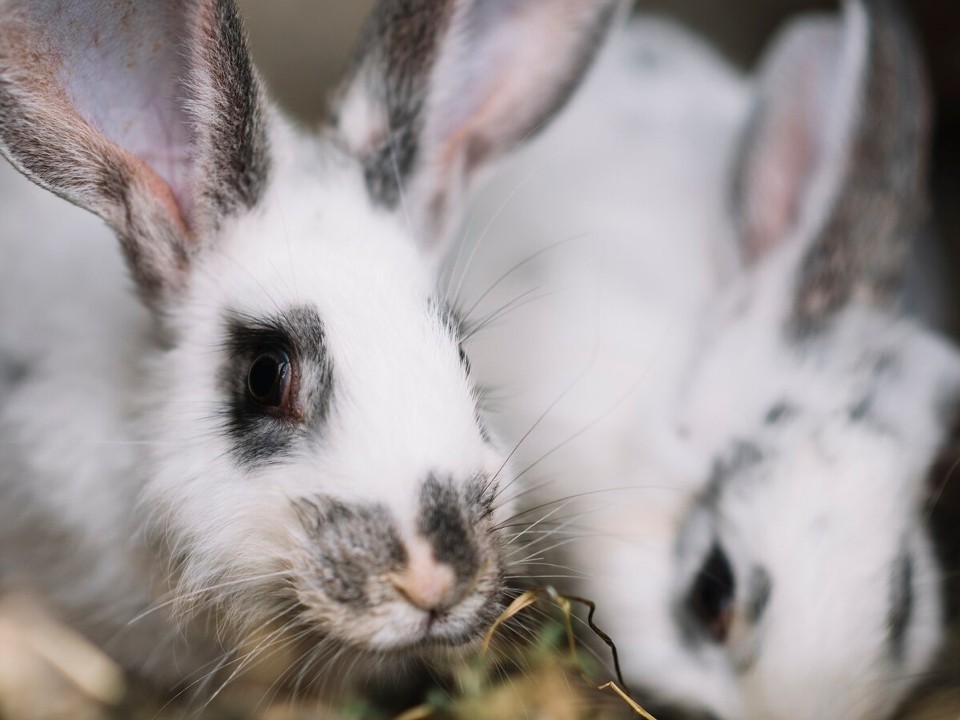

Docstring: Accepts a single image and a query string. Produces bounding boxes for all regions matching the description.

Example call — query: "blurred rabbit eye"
[247,346,292,408]
[689,543,735,643]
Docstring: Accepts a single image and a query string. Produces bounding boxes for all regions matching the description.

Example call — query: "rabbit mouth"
[357,581,507,653]
[292,576,504,655]
[376,613,488,652]
[410,591,507,649]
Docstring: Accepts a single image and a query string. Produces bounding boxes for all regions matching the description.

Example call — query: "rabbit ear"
[0,0,270,309]
[331,0,623,253]
[731,0,929,337]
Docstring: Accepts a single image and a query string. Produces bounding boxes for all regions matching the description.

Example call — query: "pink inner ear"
[745,106,815,262]
[43,1,195,225]
[741,36,843,266]
[122,147,192,236]
[425,6,590,175]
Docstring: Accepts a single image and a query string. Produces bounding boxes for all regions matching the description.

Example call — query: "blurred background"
[236,0,960,305]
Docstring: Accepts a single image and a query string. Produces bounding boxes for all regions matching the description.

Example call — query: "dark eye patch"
[689,543,736,644]
[674,444,759,650]
[221,306,334,468]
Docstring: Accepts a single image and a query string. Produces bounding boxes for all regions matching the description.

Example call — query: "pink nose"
[390,538,458,611]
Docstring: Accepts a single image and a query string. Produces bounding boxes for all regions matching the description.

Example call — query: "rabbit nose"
[390,537,460,612]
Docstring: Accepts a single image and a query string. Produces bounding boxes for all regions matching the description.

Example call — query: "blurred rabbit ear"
[0,0,271,309]
[331,0,625,254]
[731,0,929,337]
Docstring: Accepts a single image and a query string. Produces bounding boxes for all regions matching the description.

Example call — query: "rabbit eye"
[689,543,736,643]
[247,347,292,407]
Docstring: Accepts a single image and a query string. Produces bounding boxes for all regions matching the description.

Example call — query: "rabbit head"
[588,2,960,718]
[0,0,621,664]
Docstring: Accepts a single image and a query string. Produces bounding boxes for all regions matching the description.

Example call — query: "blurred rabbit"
[461,1,958,718]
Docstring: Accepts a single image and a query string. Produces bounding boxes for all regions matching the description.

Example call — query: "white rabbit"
[0,0,624,695]
[463,1,958,718]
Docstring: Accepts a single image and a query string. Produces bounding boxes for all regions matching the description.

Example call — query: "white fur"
[459,17,749,709]
[0,0,623,692]
[465,7,955,720]
[460,17,747,499]
[144,133,501,638]
[0,119,501,679]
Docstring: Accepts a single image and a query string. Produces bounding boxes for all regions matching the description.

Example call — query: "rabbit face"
[592,330,956,720]
[677,438,941,720]
[0,0,623,670]
[140,165,507,651]
[668,331,953,719]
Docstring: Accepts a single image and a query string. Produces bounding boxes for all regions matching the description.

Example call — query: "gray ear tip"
[860,0,931,115]
[850,0,922,41]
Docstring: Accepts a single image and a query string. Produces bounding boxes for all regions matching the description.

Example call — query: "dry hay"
[0,590,957,720]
